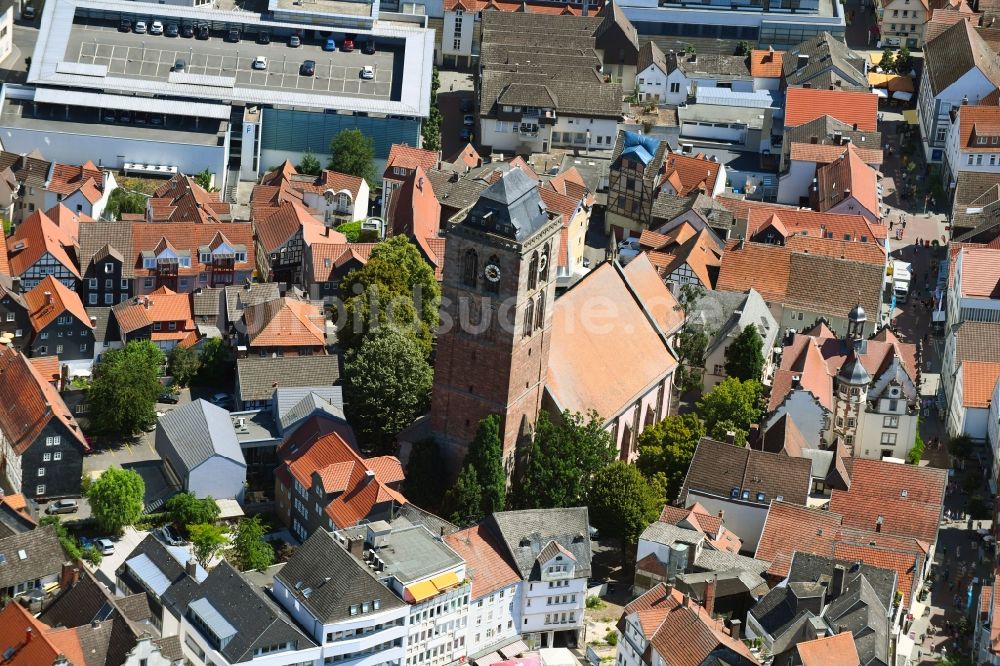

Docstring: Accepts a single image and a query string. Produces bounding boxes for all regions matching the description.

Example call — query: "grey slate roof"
[951,172,1000,235]
[0,150,52,189]
[691,288,778,359]
[783,34,867,90]
[675,53,752,80]
[276,529,406,624]
[192,287,224,318]
[370,524,465,585]
[638,40,666,74]
[154,635,183,662]
[156,399,246,477]
[487,507,592,580]
[639,520,705,548]
[86,307,113,344]
[115,535,208,599]
[460,168,552,242]
[275,388,346,433]
[224,283,281,326]
[0,524,66,590]
[237,355,341,403]
[78,222,135,278]
[163,560,316,665]
[924,19,1000,96]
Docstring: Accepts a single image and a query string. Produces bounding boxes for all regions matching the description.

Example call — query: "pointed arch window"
[528,251,539,291]
[535,293,545,330]
[462,249,478,288]
[539,244,550,283]
[524,299,534,337]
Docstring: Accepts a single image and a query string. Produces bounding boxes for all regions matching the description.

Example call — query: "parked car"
[22,5,35,19]
[149,114,164,126]
[341,37,354,52]
[149,20,163,35]
[460,98,474,114]
[361,39,376,54]
[181,23,194,37]
[158,392,179,404]
[226,28,240,42]
[209,392,232,407]
[119,18,132,32]
[288,34,301,47]
[463,114,475,127]
[299,59,316,76]
[46,499,78,515]
[360,65,375,80]
[257,31,271,44]
[134,20,147,34]
[95,538,115,556]
[617,238,641,263]
[324,36,336,51]
[459,128,473,141]
[157,525,186,546]
[252,56,268,70]
[197,24,210,39]
[102,110,116,123]
[118,110,132,123]
[165,22,179,37]
[173,59,186,72]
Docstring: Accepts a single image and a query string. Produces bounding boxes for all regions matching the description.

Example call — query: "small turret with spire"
[606,231,619,264]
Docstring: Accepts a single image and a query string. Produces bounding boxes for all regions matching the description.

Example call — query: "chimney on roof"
[704,575,717,617]
[729,619,741,639]
[831,564,846,599]
[348,535,364,557]
[44,291,52,305]
[682,593,690,608]
[963,95,969,105]
[143,296,150,310]
[186,559,198,578]
[717,509,724,520]
[10,277,20,294]
[25,627,33,643]
[89,316,97,327]
[60,563,79,588]
[791,374,802,388]
[724,431,736,445]
[736,235,745,250]
[875,514,883,532]
[364,469,376,483]
[797,54,809,70]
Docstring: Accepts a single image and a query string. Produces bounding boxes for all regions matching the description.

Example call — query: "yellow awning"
[406,580,439,603]
[430,571,461,592]
[903,109,920,125]
[42,581,60,593]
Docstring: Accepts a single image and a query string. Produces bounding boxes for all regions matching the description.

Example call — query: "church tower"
[834,304,870,454]
[430,169,562,474]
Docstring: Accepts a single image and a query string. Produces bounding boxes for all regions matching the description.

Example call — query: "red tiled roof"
[444,525,522,599]
[957,247,1000,298]
[47,161,104,204]
[755,501,843,577]
[962,361,1000,408]
[746,207,885,242]
[659,154,722,196]
[0,603,86,666]
[112,286,195,337]
[387,166,443,276]
[789,142,884,166]
[0,345,88,454]
[750,48,784,78]
[44,204,88,244]
[445,0,591,13]
[244,297,325,349]
[278,416,406,528]
[131,223,255,278]
[716,240,792,302]
[784,89,879,132]
[254,201,337,254]
[784,235,886,264]
[814,144,881,219]
[308,242,377,282]
[795,632,860,666]
[384,144,438,179]
[829,458,947,545]
[8,210,81,279]
[148,174,230,224]
[24,275,93,332]
[958,105,1000,152]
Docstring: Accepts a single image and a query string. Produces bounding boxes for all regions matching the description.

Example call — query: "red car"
[341,38,354,51]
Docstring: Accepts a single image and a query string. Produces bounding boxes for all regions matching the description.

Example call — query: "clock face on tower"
[485,264,501,283]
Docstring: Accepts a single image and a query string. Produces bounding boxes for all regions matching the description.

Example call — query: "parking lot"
[67,20,397,100]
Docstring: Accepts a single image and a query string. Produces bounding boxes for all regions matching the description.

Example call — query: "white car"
[617,238,641,264]
[360,65,375,80]
[134,20,147,34]
[150,20,163,35]
[95,538,115,556]
[252,56,268,70]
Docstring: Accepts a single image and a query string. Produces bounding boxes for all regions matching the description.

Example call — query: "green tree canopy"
[188,523,227,567]
[895,46,912,74]
[88,341,165,435]
[736,40,752,56]
[343,325,434,454]
[197,338,234,386]
[878,47,896,72]
[589,461,661,554]
[636,413,705,501]
[696,377,763,441]
[404,438,445,511]
[168,346,200,387]
[442,465,483,526]
[517,410,616,509]
[87,467,145,535]
[724,324,766,382]
[165,492,220,533]
[338,236,441,356]
[228,515,275,572]
[328,128,376,185]
[105,188,147,220]
[193,169,217,192]
[465,415,506,515]
[298,151,322,176]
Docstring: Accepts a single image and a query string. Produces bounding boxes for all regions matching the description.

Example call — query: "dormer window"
[730,487,739,498]
[741,490,750,500]
[978,136,988,145]
[756,492,765,502]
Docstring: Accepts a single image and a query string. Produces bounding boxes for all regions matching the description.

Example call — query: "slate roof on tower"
[462,168,551,242]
